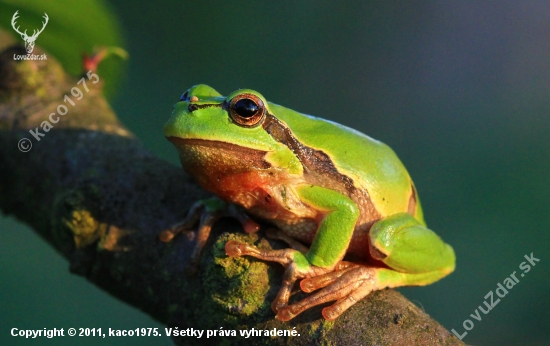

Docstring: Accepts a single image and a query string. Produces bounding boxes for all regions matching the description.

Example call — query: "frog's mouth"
[167,137,266,156]
[169,136,240,150]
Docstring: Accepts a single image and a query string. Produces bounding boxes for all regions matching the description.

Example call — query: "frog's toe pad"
[321,306,341,321]
[225,240,245,257]
[159,230,175,242]
[271,299,286,314]
[276,305,298,321]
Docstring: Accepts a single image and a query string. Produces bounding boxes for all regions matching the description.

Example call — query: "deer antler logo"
[11,11,49,54]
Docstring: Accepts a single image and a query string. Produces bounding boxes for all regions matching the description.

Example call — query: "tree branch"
[0,40,465,346]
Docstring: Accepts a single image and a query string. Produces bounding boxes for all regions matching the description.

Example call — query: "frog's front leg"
[160,197,259,274]
[226,185,360,319]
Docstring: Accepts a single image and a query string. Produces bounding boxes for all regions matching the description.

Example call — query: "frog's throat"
[167,136,280,209]
[167,137,272,173]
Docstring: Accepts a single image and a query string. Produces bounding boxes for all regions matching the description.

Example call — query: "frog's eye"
[228,94,266,127]
[180,91,189,101]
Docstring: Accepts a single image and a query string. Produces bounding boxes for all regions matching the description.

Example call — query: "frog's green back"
[267,102,415,219]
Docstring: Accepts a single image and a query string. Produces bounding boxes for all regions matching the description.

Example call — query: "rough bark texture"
[0,35,465,346]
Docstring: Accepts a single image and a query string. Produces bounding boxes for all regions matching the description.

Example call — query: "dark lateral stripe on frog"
[262,113,356,194]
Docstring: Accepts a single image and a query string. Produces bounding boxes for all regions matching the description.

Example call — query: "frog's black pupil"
[180,91,189,101]
[234,98,258,118]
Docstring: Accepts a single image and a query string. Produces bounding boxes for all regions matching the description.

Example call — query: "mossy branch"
[0,38,465,346]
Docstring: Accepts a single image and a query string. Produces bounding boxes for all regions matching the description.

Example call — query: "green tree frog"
[161,85,455,321]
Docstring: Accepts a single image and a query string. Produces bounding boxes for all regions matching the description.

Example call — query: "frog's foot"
[225,240,339,318]
[278,264,379,321]
[160,198,259,274]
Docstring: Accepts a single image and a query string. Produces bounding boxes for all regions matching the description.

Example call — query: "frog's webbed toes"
[299,261,359,292]
[277,265,378,321]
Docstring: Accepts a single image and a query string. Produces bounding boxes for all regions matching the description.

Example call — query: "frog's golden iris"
[228,93,266,127]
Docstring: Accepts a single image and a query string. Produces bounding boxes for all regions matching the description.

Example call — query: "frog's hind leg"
[368,212,456,284]
[262,212,456,321]
[275,212,456,320]
[276,264,450,321]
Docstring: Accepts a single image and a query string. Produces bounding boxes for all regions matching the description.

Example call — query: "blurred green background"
[1,1,549,345]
